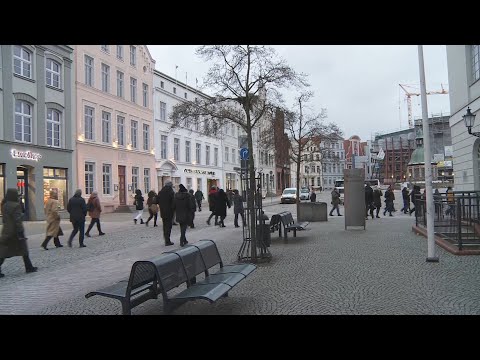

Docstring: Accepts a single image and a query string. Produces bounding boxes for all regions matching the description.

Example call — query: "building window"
[161,135,167,159]
[160,102,166,121]
[144,168,150,193]
[43,167,68,209]
[214,148,219,166]
[160,81,164,89]
[130,45,136,66]
[173,87,176,94]
[102,164,111,195]
[13,45,32,78]
[132,167,139,193]
[14,100,32,143]
[117,116,125,146]
[196,143,201,164]
[143,83,148,107]
[206,145,210,165]
[102,111,111,143]
[143,124,149,151]
[46,59,61,88]
[101,63,110,93]
[225,146,229,162]
[130,77,137,103]
[186,177,192,190]
[84,55,94,86]
[185,140,191,163]
[232,148,236,164]
[184,92,187,99]
[46,109,61,147]
[101,45,109,53]
[85,162,95,195]
[116,45,123,60]
[472,45,480,82]
[84,106,94,140]
[174,138,180,161]
[131,120,138,148]
[117,71,124,98]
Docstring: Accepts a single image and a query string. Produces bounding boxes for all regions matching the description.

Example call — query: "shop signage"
[184,168,216,176]
[11,149,42,162]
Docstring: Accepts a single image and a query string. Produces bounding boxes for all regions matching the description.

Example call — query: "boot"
[41,237,50,250]
[54,237,63,248]
[165,241,174,246]
[134,219,137,225]
[26,267,38,273]
[140,219,144,224]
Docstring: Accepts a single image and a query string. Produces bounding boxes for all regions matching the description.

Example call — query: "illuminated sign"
[184,168,216,176]
[11,149,42,162]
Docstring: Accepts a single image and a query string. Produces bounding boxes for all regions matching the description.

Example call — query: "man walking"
[174,184,192,247]
[372,186,383,218]
[206,186,218,226]
[401,187,410,214]
[329,188,342,216]
[67,189,88,248]
[233,190,245,228]
[157,181,175,246]
[365,183,374,219]
[383,185,395,217]
[194,188,204,211]
[85,191,105,237]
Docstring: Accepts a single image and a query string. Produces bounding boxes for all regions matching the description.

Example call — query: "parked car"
[281,188,297,204]
[300,188,310,200]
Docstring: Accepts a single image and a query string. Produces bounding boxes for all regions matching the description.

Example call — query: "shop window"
[43,167,68,209]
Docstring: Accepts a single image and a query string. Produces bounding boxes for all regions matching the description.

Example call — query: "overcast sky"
[147,45,450,141]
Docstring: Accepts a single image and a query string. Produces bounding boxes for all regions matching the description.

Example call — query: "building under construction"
[371,114,451,185]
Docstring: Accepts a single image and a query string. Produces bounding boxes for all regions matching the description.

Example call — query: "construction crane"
[399,84,448,128]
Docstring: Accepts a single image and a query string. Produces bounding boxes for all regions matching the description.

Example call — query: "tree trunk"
[247,124,257,261]
[296,152,301,215]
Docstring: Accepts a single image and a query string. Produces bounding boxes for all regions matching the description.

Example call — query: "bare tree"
[170,45,307,260]
[284,92,342,215]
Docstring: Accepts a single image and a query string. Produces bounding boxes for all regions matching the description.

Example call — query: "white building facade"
[446,45,480,191]
[321,136,345,189]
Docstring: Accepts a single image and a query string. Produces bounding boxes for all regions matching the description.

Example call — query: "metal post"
[418,45,439,262]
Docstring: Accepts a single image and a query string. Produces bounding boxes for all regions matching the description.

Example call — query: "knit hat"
[179,184,188,192]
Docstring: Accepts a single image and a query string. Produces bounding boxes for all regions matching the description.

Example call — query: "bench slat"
[171,282,231,303]
[215,264,256,277]
[196,272,245,288]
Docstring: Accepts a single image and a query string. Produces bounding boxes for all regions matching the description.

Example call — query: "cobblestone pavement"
[4,192,473,315]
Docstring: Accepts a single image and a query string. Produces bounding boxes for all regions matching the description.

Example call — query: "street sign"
[240,147,249,160]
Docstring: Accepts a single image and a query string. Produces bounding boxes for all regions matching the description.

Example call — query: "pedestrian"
[383,185,395,217]
[434,188,442,217]
[206,186,218,226]
[329,188,342,216]
[194,188,204,211]
[409,185,420,216]
[67,189,88,248]
[157,182,175,246]
[214,189,231,227]
[310,190,317,203]
[171,185,178,226]
[445,186,455,218]
[401,187,410,214]
[41,190,64,250]
[0,188,38,278]
[372,186,383,218]
[133,189,144,225]
[188,189,197,228]
[174,184,192,247]
[365,183,374,219]
[145,190,159,227]
[85,191,106,237]
[233,189,245,228]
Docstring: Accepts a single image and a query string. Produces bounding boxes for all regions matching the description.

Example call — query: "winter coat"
[87,194,102,218]
[189,193,197,213]
[310,192,317,202]
[67,194,87,223]
[385,189,395,203]
[194,190,204,201]
[147,195,159,214]
[44,198,63,237]
[331,189,340,206]
[214,191,231,217]
[402,188,410,202]
[233,194,244,214]
[157,186,175,219]
[373,189,383,207]
[365,185,374,206]
[208,189,217,212]
[174,192,192,224]
[0,200,28,258]
[134,194,144,210]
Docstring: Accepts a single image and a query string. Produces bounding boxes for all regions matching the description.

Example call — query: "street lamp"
[463,107,479,137]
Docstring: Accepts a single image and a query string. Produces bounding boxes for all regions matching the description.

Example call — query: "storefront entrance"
[207,179,218,190]
[16,166,29,220]
[118,165,126,205]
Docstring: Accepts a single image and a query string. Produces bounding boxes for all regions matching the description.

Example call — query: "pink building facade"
[74,45,156,212]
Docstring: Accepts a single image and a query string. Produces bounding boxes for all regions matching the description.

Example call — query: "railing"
[414,191,480,250]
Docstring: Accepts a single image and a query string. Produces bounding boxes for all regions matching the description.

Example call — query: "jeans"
[162,217,173,244]
[146,210,158,225]
[234,212,245,227]
[179,222,188,245]
[86,218,102,234]
[69,220,85,245]
[196,199,202,211]
[329,204,340,215]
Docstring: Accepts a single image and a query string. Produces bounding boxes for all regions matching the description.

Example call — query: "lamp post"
[463,107,478,136]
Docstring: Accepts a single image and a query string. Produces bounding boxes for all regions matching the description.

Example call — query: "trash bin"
[256,212,271,247]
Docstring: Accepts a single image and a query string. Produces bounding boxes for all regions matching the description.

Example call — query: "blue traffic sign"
[240,148,249,160]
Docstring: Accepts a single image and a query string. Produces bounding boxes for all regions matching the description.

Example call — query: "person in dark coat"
[206,186,218,226]
[145,190,159,227]
[194,189,204,211]
[383,185,395,217]
[41,190,64,249]
[214,189,231,227]
[174,184,192,247]
[0,189,37,277]
[157,182,175,246]
[67,189,88,248]
[401,187,410,214]
[133,189,144,225]
[409,185,421,216]
[85,191,105,237]
[233,190,245,228]
[310,191,317,203]
[188,189,197,228]
[372,186,383,218]
[365,183,374,219]
[329,188,342,216]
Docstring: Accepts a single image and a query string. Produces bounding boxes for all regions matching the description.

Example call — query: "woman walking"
[85,191,105,237]
[133,189,144,225]
[174,184,192,247]
[214,189,231,227]
[145,190,158,227]
[41,190,64,250]
[0,188,37,278]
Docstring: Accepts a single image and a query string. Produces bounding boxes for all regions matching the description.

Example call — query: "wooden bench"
[280,212,309,238]
[85,261,158,315]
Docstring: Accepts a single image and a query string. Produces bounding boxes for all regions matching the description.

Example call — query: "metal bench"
[280,212,309,238]
[85,261,158,315]
[270,212,289,237]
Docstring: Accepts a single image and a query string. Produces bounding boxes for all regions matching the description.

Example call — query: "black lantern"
[463,107,479,137]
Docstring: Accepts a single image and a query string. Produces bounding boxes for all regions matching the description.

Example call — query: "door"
[16,167,28,220]
[118,165,126,205]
